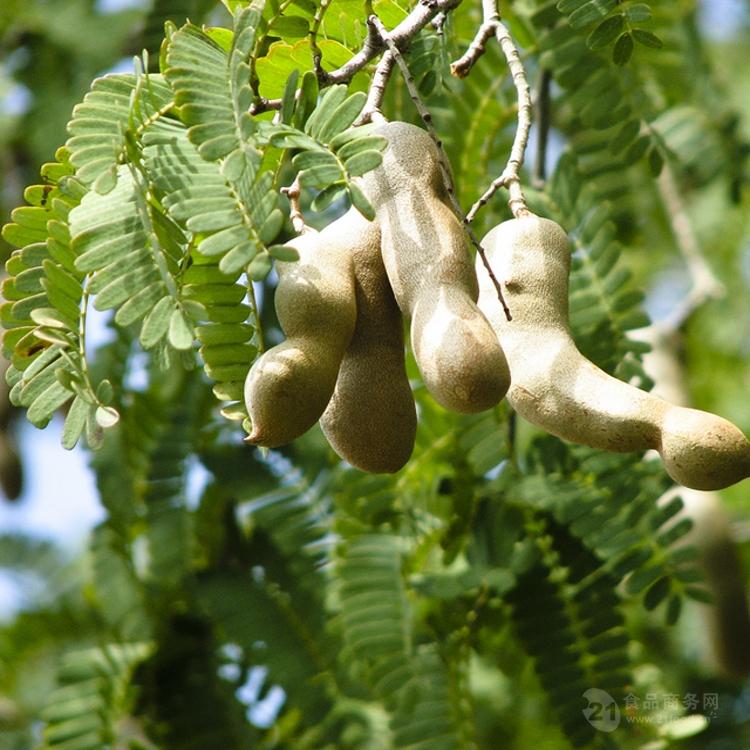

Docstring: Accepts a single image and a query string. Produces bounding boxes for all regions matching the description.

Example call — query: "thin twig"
[310,0,332,82]
[281,176,311,235]
[451,0,498,75]
[369,15,512,321]
[453,1,531,221]
[494,19,531,217]
[325,0,462,84]
[356,51,395,125]
[657,163,725,332]
[249,0,462,115]
[432,11,447,35]
[249,97,282,115]
[450,23,495,78]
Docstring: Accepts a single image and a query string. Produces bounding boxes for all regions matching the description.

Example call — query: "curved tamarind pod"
[359,121,509,413]
[244,214,357,448]
[320,209,416,473]
[476,214,750,491]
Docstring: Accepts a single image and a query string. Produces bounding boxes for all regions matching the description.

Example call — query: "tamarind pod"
[476,214,750,491]
[359,121,509,413]
[244,214,357,448]
[320,209,416,473]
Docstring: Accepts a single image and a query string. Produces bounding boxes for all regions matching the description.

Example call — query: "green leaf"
[259,209,284,245]
[305,85,349,139]
[612,32,634,65]
[140,295,175,349]
[30,307,77,331]
[96,379,113,405]
[299,162,345,188]
[623,134,650,164]
[643,576,671,610]
[685,586,713,604]
[569,0,616,30]
[168,309,195,350]
[348,183,375,220]
[195,323,253,346]
[625,4,652,23]
[344,150,383,177]
[587,14,624,49]
[648,147,664,176]
[316,92,368,143]
[280,70,300,125]
[95,405,120,429]
[632,29,663,49]
[248,252,273,280]
[272,15,309,39]
[66,74,172,191]
[166,23,238,158]
[268,244,300,262]
[664,593,682,625]
[255,39,353,99]
[329,123,382,150]
[293,71,319,129]
[337,135,387,161]
[62,395,89,449]
[609,119,641,153]
[27,381,73,427]
[292,149,340,172]
[311,183,346,212]
[270,130,322,151]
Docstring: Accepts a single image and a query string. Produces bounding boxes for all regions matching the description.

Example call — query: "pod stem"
[453,1,532,222]
[281,176,312,236]
[357,51,395,125]
[369,14,512,322]
[656,162,725,333]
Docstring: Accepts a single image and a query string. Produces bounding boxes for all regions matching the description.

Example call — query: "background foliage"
[1,1,750,749]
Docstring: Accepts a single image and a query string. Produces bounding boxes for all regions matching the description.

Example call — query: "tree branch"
[310,0,332,82]
[454,1,531,221]
[250,0,462,114]
[657,162,725,333]
[324,0,463,85]
[357,51,395,125]
[369,15,512,321]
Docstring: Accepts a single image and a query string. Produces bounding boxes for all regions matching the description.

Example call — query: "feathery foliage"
[2,1,750,749]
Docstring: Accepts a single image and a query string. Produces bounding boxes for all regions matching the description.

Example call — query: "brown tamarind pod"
[244,214,357,448]
[476,214,750,491]
[359,121,509,413]
[320,209,416,473]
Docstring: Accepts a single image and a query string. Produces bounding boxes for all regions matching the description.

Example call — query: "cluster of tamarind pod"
[244,121,750,491]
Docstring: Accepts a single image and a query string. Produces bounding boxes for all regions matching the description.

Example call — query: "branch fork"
[450,2,532,221]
